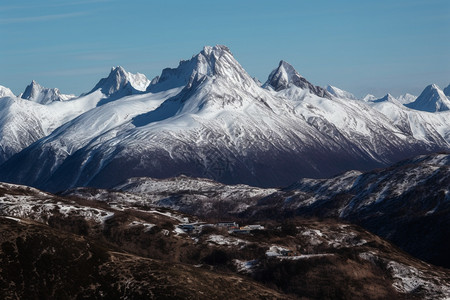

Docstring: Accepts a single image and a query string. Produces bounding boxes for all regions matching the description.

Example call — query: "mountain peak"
[147,45,253,93]
[264,60,331,99]
[326,85,357,100]
[0,85,15,98]
[202,44,231,56]
[21,81,74,104]
[406,84,450,112]
[88,66,150,98]
[371,93,399,104]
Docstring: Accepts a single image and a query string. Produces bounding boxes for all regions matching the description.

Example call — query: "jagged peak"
[21,80,74,104]
[88,66,150,97]
[147,45,253,93]
[264,60,331,99]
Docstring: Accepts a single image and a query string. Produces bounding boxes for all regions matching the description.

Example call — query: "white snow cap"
[21,80,75,104]
[264,60,331,98]
[326,85,357,100]
[406,84,450,112]
[362,94,377,102]
[88,66,150,97]
[147,45,253,92]
[0,85,15,98]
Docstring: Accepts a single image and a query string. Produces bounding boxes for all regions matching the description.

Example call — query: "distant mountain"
[406,84,450,112]
[21,80,75,104]
[371,93,400,104]
[0,68,147,165]
[362,94,377,102]
[87,66,150,102]
[0,85,15,98]
[1,45,441,192]
[443,83,450,97]
[326,85,357,100]
[263,60,332,98]
[396,93,416,104]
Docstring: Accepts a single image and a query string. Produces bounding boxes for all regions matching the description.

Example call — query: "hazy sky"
[1,0,449,98]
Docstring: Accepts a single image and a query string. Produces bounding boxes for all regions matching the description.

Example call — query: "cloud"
[0,11,89,24]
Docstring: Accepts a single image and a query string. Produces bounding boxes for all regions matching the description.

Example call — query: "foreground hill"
[61,153,450,269]
[1,182,449,299]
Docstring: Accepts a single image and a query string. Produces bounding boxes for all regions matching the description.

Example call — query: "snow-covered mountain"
[406,84,450,112]
[396,93,417,104]
[0,96,53,164]
[0,85,15,98]
[362,94,377,102]
[263,60,331,98]
[0,45,444,192]
[370,93,401,104]
[326,85,357,100]
[87,66,150,101]
[21,80,75,104]
[443,83,450,97]
[0,67,154,164]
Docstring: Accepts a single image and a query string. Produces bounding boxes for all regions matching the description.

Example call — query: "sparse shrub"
[202,249,229,265]
[281,221,297,236]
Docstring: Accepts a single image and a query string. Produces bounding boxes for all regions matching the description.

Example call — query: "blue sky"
[1,0,449,98]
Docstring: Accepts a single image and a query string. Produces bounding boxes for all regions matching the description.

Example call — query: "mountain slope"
[252,153,450,268]
[0,96,57,164]
[92,153,450,269]
[0,45,443,191]
[443,84,450,97]
[367,96,450,146]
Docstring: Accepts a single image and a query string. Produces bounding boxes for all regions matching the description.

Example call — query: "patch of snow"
[206,234,246,246]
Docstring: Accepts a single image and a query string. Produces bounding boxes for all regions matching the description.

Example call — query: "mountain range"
[1,45,449,298]
[0,45,449,191]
